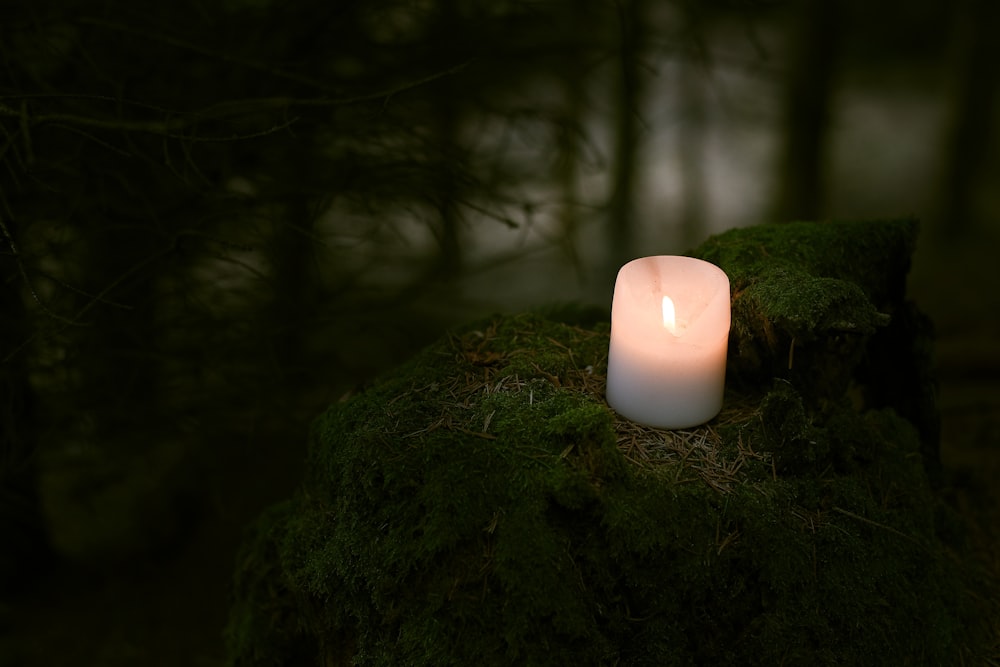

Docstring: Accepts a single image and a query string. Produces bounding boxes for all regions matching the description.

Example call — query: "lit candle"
[606,256,731,429]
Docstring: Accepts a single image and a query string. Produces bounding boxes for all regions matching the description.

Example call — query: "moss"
[225,501,322,667]
[693,218,917,307]
[227,220,993,666]
[693,219,917,402]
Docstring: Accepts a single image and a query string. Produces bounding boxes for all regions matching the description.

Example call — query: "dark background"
[1,1,997,664]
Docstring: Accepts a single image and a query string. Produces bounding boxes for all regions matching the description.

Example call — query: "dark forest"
[1,0,998,664]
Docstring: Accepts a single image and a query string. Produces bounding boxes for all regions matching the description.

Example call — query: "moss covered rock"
[227,220,988,666]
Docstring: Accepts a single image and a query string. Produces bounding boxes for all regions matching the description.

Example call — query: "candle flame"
[662,295,676,334]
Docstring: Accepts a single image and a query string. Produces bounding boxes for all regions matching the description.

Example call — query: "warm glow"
[661,295,676,334]
[608,255,731,429]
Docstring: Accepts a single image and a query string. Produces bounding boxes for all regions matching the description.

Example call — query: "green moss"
[694,218,917,306]
[226,501,321,667]
[693,219,917,401]
[227,220,992,666]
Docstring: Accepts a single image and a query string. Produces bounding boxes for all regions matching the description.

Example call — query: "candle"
[606,256,731,429]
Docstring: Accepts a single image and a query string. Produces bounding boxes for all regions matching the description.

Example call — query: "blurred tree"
[549,1,602,278]
[0,215,50,594]
[607,0,649,270]
[772,0,841,222]
[939,0,998,241]
[675,4,712,250]
[427,0,467,279]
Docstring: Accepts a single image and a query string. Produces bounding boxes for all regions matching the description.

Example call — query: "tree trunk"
[554,4,597,279]
[938,0,998,241]
[76,220,163,434]
[0,219,51,593]
[266,187,321,385]
[607,0,646,273]
[773,0,841,222]
[430,0,464,281]
[678,52,708,249]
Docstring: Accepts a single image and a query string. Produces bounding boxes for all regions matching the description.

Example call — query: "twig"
[831,506,927,550]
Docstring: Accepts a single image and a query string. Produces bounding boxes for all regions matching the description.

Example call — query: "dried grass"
[388,322,773,496]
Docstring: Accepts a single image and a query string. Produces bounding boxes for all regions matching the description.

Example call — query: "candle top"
[612,255,730,345]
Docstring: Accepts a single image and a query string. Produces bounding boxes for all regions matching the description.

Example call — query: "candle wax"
[606,256,731,429]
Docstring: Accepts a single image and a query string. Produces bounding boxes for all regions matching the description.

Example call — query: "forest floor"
[2,229,999,666]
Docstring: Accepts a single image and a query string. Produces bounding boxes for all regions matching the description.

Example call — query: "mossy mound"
[695,219,910,395]
[696,219,940,479]
[227,220,990,665]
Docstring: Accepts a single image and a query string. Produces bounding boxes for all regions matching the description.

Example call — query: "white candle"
[606,256,731,429]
